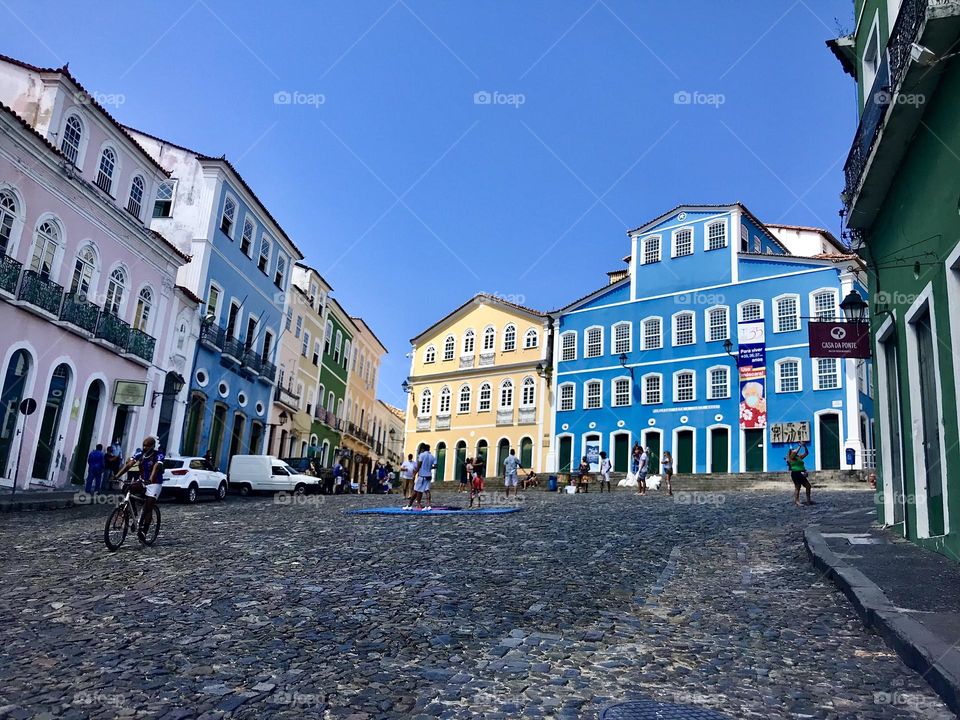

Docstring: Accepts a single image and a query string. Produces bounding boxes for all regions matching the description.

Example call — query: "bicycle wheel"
[138,505,161,546]
[104,506,129,551]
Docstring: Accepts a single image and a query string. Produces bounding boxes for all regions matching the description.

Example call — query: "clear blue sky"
[5,0,857,407]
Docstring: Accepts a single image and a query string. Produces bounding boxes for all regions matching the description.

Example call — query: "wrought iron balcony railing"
[17,270,63,315]
[60,293,100,334]
[222,337,245,362]
[259,360,277,382]
[95,311,131,349]
[242,348,262,375]
[0,254,21,294]
[199,322,225,351]
[127,327,156,363]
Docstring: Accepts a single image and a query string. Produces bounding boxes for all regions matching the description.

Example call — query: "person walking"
[399,454,417,498]
[787,444,814,506]
[332,458,345,495]
[598,451,612,493]
[503,448,521,498]
[661,451,674,496]
[405,444,436,510]
[635,447,649,496]
[85,444,105,494]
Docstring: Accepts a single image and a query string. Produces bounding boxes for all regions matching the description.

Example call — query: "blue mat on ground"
[347,505,521,516]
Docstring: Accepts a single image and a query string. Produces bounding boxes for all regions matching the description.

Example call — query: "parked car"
[162,457,228,503]
[228,455,322,496]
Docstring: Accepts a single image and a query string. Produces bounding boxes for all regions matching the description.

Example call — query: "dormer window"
[153,180,174,218]
[641,236,661,265]
[706,221,727,251]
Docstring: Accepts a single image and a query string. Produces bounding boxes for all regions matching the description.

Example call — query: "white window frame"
[477,382,492,412]
[458,384,471,414]
[810,287,840,322]
[443,335,456,361]
[612,321,632,355]
[520,376,536,407]
[95,144,120,196]
[524,328,538,349]
[560,331,577,361]
[673,369,696,403]
[463,329,476,356]
[738,299,764,323]
[585,325,604,358]
[583,379,602,410]
[641,372,662,405]
[611,376,632,407]
[813,357,842,391]
[775,357,803,393]
[641,235,662,265]
[672,311,696,347]
[671,226,694,258]
[482,325,496,352]
[59,112,88,167]
[558,382,576,411]
[705,305,729,342]
[706,365,730,400]
[503,323,517,351]
[420,388,432,415]
[773,293,801,333]
[499,379,514,410]
[438,386,452,415]
[424,345,436,364]
[705,219,728,251]
[641,316,662,350]
[220,193,238,239]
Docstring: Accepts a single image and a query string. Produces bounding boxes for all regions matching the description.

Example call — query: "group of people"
[84,441,125,493]
[570,443,675,496]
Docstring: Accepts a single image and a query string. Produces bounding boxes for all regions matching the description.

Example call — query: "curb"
[0,499,75,512]
[804,525,960,715]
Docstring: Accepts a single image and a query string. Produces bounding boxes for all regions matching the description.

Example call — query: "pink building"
[0,55,197,490]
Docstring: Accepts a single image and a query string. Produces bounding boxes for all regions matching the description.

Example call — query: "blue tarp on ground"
[346,506,521,516]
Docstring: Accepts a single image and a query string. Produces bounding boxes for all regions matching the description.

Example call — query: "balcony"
[95,311,130,349]
[259,360,276,383]
[17,270,63,315]
[199,322,225,351]
[0,254,21,294]
[242,347,262,376]
[841,0,960,228]
[60,293,100,334]
[436,413,451,430]
[459,355,474,369]
[479,352,495,367]
[127,327,156,363]
[518,406,536,424]
[222,337,244,363]
[273,383,301,411]
[496,409,513,426]
[416,416,431,432]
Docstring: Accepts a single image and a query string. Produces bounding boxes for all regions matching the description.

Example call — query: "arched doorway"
[228,412,246,460]
[818,413,841,470]
[0,349,32,480]
[613,432,630,473]
[155,371,181,454]
[558,435,573,472]
[455,440,467,482]
[709,426,729,473]
[496,438,510,478]
[641,430,661,474]
[435,442,447,482]
[182,392,205,456]
[249,421,263,456]
[70,380,104,485]
[519,436,533,470]
[32,362,71,482]
[676,429,695,474]
[475,439,488,477]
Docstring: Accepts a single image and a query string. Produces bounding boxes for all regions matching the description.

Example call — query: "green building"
[830,0,960,558]
[311,295,357,467]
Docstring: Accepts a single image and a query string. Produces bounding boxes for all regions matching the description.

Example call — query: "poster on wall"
[737,320,766,369]
[585,441,600,471]
[739,371,767,428]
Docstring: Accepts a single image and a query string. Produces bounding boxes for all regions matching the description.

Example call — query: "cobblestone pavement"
[0,488,953,720]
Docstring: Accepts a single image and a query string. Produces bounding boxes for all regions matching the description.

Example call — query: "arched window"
[463,329,476,355]
[499,379,513,409]
[105,267,127,316]
[443,335,455,361]
[424,345,436,363]
[521,376,535,407]
[706,306,729,342]
[133,287,153,331]
[503,324,517,351]
[706,220,727,250]
[558,382,575,411]
[672,312,695,346]
[0,191,19,256]
[458,384,471,413]
[220,196,237,237]
[342,340,351,368]
[585,380,602,408]
[61,116,83,165]
[439,386,452,414]
[478,382,492,412]
[707,366,730,400]
[95,148,116,194]
[482,326,495,351]
[613,377,631,407]
[524,328,538,349]
[240,217,255,255]
[324,320,333,352]
[812,289,838,321]
[673,370,696,402]
[419,388,432,415]
[613,321,632,354]
[327,391,335,412]
[585,326,603,358]
[274,254,286,288]
[560,331,577,361]
[127,176,144,218]
[258,234,271,272]
[334,330,343,362]
[641,235,661,264]
[641,317,662,350]
[70,245,97,296]
[31,220,61,280]
[153,180,175,218]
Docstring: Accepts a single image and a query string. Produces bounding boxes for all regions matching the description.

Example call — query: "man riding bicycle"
[115,436,165,542]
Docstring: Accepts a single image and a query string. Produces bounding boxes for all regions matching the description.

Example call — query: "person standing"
[460,458,472,493]
[331,458,345,495]
[635,447,649,496]
[503,448,521,498]
[405,444,436,510]
[577,456,591,493]
[598,451,612,493]
[399,454,417,498]
[85,444,105,494]
[661,451,674,496]
[787,445,814,506]
[103,443,121,492]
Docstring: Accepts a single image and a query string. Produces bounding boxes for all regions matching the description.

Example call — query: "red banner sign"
[808,321,871,359]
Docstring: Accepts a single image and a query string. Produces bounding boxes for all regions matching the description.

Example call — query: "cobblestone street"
[0,488,952,720]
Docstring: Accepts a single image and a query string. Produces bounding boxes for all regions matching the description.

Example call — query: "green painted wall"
[311,308,353,464]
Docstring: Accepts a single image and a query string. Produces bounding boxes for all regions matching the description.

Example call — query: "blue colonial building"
[130,130,304,470]
[551,203,873,476]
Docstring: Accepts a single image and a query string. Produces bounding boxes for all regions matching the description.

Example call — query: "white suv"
[162,457,228,503]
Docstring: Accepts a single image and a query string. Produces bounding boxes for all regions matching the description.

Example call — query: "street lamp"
[401,379,412,394]
[618,353,634,379]
[840,288,868,322]
[278,411,289,427]
[150,372,186,407]
[722,338,737,360]
[535,361,551,379]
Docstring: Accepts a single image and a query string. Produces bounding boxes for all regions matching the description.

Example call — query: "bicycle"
[103,481,161,552]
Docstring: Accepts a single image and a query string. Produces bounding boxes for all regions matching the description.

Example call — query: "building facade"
[0,57,195,489]
[552,204,873,477]
[404,294,553,480]
[311,295,355,467]
[130,130,304,472]
[342,318,387,483]
[378,401,405,468]
[831,0,960,556]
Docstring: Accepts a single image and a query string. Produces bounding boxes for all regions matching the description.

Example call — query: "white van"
[228,455,321,496]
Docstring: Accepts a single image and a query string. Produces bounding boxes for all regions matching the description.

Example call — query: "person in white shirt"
[399,454,417,499]
[405,445,436,510]
[599,451,612,493]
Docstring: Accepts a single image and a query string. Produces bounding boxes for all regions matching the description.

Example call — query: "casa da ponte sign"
[808,321,871,359]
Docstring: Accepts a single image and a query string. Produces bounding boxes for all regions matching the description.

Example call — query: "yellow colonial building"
[404,294,553,481]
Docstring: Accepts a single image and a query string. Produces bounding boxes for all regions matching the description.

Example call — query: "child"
[522,470,539,490]
[577,457,590,493]
[598,451,612,493]
[469,467,484,507]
